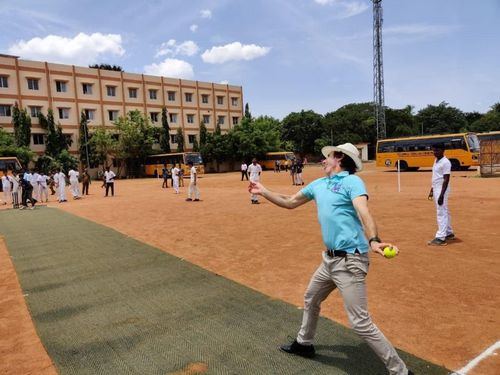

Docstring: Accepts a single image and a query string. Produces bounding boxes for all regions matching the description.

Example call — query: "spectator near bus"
[240,162,248,181]
[186,161,200,201]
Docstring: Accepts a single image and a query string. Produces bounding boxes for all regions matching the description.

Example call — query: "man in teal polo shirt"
[248,143,412,375]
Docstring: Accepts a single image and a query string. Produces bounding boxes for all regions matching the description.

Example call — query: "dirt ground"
[1,163,499,375]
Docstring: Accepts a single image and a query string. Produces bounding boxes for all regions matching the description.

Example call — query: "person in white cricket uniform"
[68,168,81,199]
[1,170,12,205]
[247,158,262,204]
[428,143,454,246]
[186,162,200,201]
[37,173,49,202]
[56,169,67,203]
[31,170,40,202]
[10,171,20,208]
[171,164,180,194]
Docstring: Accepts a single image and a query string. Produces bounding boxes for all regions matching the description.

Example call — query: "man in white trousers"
[247,158,262,204]
[1,169,12,205]
[31,169,40,202]
[37,173,49,202]
[68,168,81,199]
[10,171,20,208]
[185,161,200,201]
[56,168,67,203]
[172,164,180,194]
[428,143,455,246]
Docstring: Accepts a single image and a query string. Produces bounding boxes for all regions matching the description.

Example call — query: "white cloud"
[314,0,369,19]
[144,58,194,79]
[7,32,125,66]
[155,39,199,58]
[200,9,212,19]
[201,42,270,64]
[384,24,460,37]
[220,80,229,84]
[190,24,198,33]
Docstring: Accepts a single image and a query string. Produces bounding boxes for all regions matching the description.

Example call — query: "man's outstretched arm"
[249,181,310,209]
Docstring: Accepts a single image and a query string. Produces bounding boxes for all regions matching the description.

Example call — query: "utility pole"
[373,0,386,140]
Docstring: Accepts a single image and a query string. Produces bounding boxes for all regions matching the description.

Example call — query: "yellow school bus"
[259,151,296,170]
[478,131,500,142]
[376,133,480,171]
[144,152,204,177]
[0,157,22,174]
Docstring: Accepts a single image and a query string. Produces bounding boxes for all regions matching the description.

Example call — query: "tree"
[90,126,117,169]
[0,128,34,167]
[43,109,60,157]
[281,110,324,156]
[199,121,208,146]
[244,102,252,120]
[79,111,91,168]
[159,107,171,153]
[469,103,500,133]
[89,64,123,71]
[416,102,467,135]
[175,128,184,152]
[114,110,156,177]
[192,136,199,152]
[385,105,418,137]
[11,103,31,147]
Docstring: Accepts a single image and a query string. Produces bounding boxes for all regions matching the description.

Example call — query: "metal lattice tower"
[373,0,386,139]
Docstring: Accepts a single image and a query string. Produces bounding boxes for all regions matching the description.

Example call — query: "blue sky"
[1,0,499,119]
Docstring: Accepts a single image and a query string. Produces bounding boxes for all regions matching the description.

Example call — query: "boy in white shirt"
[171,164,180,194]
[185,162,200,201]
[247,158,262,204]
[56,168,67,203]
[37,173,49,202]
[1,169,11,205]
[104,166,116,197]
[10,171,20,208]
[68,168,81,199]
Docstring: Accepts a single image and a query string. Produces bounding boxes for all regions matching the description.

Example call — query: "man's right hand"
[248,181,264,196]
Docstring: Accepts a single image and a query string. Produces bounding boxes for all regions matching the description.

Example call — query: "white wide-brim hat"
[321,143,363,171]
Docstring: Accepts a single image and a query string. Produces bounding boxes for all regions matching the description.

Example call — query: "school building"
[0,54,244,156]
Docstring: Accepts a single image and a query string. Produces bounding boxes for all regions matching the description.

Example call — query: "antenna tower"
[373,0,386,139]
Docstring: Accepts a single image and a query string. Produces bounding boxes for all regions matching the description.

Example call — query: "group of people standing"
[160,162,200,201]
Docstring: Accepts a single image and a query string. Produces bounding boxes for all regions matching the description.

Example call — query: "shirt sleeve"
[346,176,368,200]
[442,159,451,175]
[301,180,316,200]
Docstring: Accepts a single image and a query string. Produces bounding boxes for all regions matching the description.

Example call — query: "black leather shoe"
[408,371,414,375]
[279,340,315,358]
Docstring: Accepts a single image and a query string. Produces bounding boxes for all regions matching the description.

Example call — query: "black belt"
[326,249,360,257]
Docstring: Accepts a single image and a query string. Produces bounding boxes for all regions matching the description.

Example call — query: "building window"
[150,112,159,122]
[27,78,39,90]
[185,93,192,102]
[106,86,116,97]
[167,91,176,101]
[232,116,239,125]
[217,115,225,125]
[82,83,93,95]
[201,94,209,104]
[128,88,138,98]
[188,134,196,144]
[203,115,210,124]
[186,114,194,124]
[170,135,177,143]
[231,97,239,106]
[30,106,42,117]
[55,80,67,93]
[0,76,9,88]
[33,134,44,145]
[84,109,95,120]
[0,105,12,117]
[217,96,224,105]
[108,110,119,121]
[58,108,70,119]
[169,113,177,123]
[149,89,157,100]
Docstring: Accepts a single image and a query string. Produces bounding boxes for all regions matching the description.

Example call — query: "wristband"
[368,236,381,246]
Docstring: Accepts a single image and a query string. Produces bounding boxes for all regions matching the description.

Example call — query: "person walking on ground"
[162,165,169,188]
[241,162,248,181]
[295,159,304,185]
[290,160,297,185]
[37,172,49,202]
[1,169,12,205]
[428,143,455,246]
[185,161,200,201]
[48,172,56,195]
[82,168,91,195]
[274,159,281,173]
[247,158,262,204]
[248,143,413,375]
[172,164,180,194]
[55,168,67,203]
[178,167,184,187]
[104,166,116,197]
[10,171,20,208]
[68,168,81,199]
[31,169,40,203]
[19,172,36,209]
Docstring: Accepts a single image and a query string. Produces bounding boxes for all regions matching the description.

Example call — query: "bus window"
[467,134,480,152]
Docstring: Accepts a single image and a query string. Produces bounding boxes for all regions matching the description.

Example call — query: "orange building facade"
[0,54,244,156]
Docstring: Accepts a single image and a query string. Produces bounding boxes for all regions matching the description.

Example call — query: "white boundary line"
[451,340,500,375]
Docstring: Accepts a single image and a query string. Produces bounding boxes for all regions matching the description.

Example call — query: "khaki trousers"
[297,252,408,375]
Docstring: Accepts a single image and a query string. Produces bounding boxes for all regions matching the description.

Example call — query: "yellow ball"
[383,246,397,259]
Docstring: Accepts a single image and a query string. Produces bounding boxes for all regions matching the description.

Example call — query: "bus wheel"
[395,160,408,171]
[450,159,461,171]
